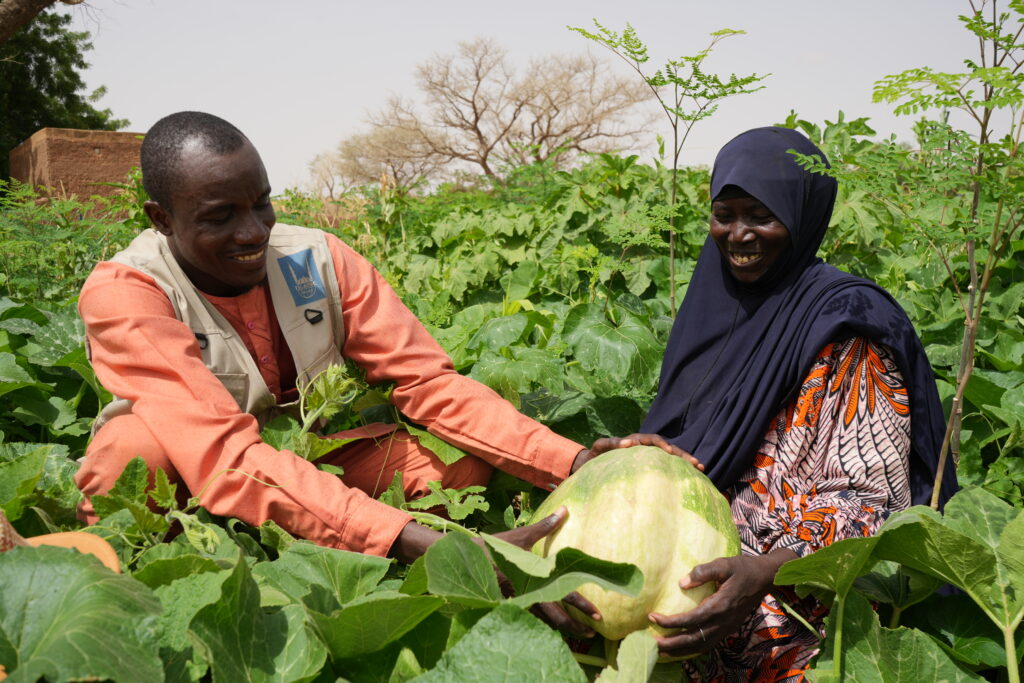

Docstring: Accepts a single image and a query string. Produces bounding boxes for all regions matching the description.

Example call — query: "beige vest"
[93,224,346,430]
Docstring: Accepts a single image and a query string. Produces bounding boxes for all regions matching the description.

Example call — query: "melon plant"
[531,446,740,640]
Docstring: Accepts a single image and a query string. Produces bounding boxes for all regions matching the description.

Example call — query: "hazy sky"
[64,1,972,192]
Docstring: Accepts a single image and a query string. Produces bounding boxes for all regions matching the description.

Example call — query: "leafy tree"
[1,8,126,179]
[0,0,81,45]
[797,0,1024,508]
[568,21,766,313]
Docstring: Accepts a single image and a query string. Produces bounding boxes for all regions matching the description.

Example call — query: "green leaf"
[398,418,467,466]
[0,352,48,398]
[595,630,658,682]
[0,546,163,683]
[481,534,643,608]
[809,592,982,682]
[851,561,942,611]
[312,592,444,660]
[412,603,587,682]
[189,555,308,682]
[258,519,296,554]
[406,481,489,521]
[152,566,231,652]
[423,532,501,607]
[562,303,661,391]
[0,446,47,520]
[133,553,223,590]
[903,593,1007,669]
[253,541,393,614]
[775,535,881,603]
[265,603,328,683]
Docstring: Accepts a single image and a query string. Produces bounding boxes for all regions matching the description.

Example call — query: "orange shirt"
[79,232,582,555]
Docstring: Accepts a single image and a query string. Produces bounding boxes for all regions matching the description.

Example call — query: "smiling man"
[74,111,593,564]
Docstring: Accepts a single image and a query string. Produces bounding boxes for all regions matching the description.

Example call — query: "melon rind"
[531,446,740,640]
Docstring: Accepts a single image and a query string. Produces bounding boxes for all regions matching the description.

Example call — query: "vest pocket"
[213,372,250,412]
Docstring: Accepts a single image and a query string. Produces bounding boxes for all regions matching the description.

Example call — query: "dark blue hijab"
[640,127,956,507]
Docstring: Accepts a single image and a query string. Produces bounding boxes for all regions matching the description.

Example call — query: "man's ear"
[144,200,172,235]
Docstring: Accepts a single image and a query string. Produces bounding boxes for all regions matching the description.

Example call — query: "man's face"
[146,139,276,296]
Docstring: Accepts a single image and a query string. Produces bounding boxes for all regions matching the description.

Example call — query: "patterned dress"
[689,337,912,682]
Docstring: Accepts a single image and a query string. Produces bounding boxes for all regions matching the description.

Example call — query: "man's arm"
[79,262,415,556]
[327,236,585,489]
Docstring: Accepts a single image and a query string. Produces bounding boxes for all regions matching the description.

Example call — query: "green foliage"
[0,9,127,179]
[0,451,645,681]
[790,1,1024,508]
[777,487,1024,681]
[568,19,766,311]
[0,179,140,301]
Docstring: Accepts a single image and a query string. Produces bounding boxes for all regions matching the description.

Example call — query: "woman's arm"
[651,338,912,658]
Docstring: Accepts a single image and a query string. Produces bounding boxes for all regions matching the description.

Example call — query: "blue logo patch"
[277,250,326,306]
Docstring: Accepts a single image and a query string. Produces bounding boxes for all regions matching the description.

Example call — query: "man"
[75,111,592,563]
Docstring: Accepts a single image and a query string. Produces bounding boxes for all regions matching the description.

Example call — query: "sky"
[63,0,974,193]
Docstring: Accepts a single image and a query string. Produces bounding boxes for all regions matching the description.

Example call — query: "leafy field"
[0,105,1023,681]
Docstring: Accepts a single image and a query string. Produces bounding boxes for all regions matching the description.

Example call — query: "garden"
[1,4,1023,683]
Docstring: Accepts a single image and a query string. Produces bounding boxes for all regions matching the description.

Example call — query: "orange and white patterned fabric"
[694,337,911,681]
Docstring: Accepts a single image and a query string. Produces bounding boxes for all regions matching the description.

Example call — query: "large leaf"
[902,593,1008,669]
[561,303,662,390]
[595,630,659,682]
[0,446,47,520]
[852,560,942,611]
[775,535,881,603]
[412,603,587,682]
[481,534,643,608]
[873,490,1024,631]
[423,531,501,608]
[808,592,982,682]
[0,352,48,398]
[188,554,327,682]
[0,546,163,683]
[311,592,443,660]
[253,541,392,614]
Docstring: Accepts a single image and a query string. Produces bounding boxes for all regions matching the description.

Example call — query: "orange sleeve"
[328,235,583,489]
[79,262,413,556]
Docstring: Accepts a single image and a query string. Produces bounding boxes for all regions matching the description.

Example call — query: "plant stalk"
[1004,625,1020,683]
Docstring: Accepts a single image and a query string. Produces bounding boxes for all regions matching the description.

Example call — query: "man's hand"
[648,549,797,658]
[571,433,703,474]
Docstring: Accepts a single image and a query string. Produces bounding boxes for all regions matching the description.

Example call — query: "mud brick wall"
[9,128,143,198]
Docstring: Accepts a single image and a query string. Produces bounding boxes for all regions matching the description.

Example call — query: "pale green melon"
[531,446,740,641]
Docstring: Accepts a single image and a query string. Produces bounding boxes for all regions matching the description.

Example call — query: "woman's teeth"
[732,253,760,264]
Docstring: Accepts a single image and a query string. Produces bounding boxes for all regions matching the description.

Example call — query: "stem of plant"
[572,653,607,668]
[1004,625,1020,683]
[832,597,845,680]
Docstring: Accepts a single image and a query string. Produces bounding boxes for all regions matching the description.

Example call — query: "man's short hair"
[141,111,248,208]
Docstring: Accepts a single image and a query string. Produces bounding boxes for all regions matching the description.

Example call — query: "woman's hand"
[648,549,797,658]
[490,506,602,638]
[571,433,703,474]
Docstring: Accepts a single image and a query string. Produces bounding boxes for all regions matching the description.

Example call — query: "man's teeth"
[234,250,264,262]
[732,253,760,264]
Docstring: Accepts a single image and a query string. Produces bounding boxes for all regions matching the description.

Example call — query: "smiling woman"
[601,126,958,679]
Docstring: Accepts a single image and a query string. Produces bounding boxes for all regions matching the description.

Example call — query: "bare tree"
[506,52,653,167]
[0,0,83,45]
[316,38,652,189]
[333,125,442,191]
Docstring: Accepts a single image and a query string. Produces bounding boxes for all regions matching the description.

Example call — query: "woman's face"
[709,195,790,284]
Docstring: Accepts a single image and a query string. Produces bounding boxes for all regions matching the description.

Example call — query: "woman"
[613,127,956,680]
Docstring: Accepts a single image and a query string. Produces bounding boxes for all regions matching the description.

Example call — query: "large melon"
[531,446,740,640]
